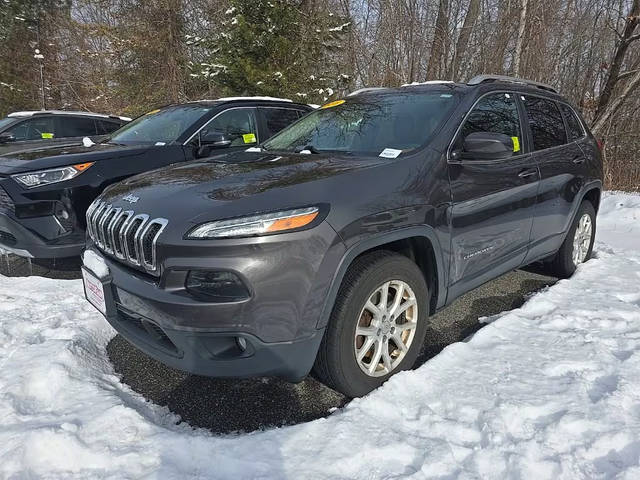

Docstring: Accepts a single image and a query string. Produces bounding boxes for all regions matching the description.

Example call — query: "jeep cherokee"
[81,75,602,397]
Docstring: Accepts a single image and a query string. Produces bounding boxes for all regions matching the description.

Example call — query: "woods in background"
[0,0,639,189]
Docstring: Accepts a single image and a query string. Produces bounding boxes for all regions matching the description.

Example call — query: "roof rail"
[347,87,388,97]
[467,74,557,93]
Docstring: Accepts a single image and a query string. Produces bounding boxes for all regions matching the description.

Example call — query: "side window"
[260,108,304,138]
[559,104,584,141]
[57,117,98,137]
[96,119,122,135]
[460,92,522,156]
[522,96,567,150]
[7,117,56,141]
[206,108,258,146]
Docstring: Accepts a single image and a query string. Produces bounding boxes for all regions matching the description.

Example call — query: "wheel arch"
[316,226,448,330]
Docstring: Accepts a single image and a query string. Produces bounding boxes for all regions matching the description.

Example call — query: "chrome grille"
[86,200,167,273]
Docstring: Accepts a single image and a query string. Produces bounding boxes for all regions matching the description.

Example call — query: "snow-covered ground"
[1,192,639,479]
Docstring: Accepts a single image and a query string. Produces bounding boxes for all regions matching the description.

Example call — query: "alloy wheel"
[572,213,593,265]
[353,280,419,377]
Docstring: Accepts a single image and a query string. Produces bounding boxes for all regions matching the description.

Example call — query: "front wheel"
[548,200,596,278]
[313,251,429,397]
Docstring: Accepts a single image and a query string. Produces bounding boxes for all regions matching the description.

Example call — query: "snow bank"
[1,192,640,479]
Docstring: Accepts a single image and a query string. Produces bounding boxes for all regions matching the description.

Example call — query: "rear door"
[447,91,539,299]
[521,95,587,262]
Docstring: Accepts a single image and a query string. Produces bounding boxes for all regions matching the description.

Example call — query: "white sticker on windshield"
[155,142,166,146]
[245,147,262,152]
[380,148,402,159]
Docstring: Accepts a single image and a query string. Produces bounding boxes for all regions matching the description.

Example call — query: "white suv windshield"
[110,105,213,144]
[262,91,459,155]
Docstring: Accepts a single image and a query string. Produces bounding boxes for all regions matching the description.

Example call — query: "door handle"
[518,169,538,179]
[572,156,586,164]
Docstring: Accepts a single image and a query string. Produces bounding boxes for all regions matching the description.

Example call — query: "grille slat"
[86,199,167,273]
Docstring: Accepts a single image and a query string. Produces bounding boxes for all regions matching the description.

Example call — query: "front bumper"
[0,210,84,258]
[83,221,345,381]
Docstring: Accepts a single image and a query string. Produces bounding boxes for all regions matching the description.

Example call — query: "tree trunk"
[450,0,480,80]
[594,0,640,121]
[512,0,529,76]
[426,0,449,80]
[593,69,640,135]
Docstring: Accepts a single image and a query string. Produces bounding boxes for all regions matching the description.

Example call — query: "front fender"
[315,225,448,330]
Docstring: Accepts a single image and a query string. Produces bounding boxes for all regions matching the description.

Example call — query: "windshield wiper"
[294,144,321,154]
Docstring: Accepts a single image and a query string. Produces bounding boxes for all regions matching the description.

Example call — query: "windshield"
[0,117,18,131]
[262,91,459,155]
[110,105,213,145]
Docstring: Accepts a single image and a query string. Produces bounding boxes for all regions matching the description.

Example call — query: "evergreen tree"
[195,0,351,104]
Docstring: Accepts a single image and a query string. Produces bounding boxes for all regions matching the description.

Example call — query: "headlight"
[187,206,320,239]
[12,162,94,188]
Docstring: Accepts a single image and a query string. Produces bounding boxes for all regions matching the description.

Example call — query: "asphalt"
[0,252,557,433]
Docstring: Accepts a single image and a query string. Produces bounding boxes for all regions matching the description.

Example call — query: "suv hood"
[99,151,390,222]
[0,142,151,174]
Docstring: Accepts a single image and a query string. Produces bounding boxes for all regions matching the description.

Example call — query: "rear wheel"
[547,200,596,278]
[314,251,429,397]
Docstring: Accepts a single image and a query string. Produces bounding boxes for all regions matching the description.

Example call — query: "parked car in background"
[0,110,130,155]
[81,75,603,397]
[0,98,312,260]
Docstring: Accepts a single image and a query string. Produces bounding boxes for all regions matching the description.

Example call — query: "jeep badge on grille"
[122,194,139,204]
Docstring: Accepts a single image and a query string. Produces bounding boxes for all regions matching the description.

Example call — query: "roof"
[7,110,132,122]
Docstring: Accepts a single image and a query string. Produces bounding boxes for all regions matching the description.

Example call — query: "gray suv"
[82,76,603,397]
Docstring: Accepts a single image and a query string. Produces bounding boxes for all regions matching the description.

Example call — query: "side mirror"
[458,132,514,161]
[0,132,15,144]
[200,129,232,148]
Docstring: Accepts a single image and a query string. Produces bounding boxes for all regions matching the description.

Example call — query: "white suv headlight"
[12,162,94,188]
[187,207,320,239]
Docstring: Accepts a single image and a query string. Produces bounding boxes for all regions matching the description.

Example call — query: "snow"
[1,192,640,478]
[7,111,131,121]
[196,96,294,103]
[82,249,109,278]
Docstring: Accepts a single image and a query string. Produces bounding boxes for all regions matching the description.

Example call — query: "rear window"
[262,92,460,156]
[522,96,567,151]
[559,104,584,141]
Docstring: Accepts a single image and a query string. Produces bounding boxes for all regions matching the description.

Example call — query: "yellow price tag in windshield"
[145,109,161,115]
[41,132,54,139]
[321,99,345,109]
[511,136,521,152]
[243,133,257,144]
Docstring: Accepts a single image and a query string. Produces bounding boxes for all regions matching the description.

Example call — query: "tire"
[547,200,596,278]
[313,250,429,397]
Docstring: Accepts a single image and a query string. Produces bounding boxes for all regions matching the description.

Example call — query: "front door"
[447,92,539,299]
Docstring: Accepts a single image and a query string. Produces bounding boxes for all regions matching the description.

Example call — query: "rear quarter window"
[559,104,585,141]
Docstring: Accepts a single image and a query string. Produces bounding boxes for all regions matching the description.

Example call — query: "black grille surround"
[0,186,14,212]
[86,200,168,274]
